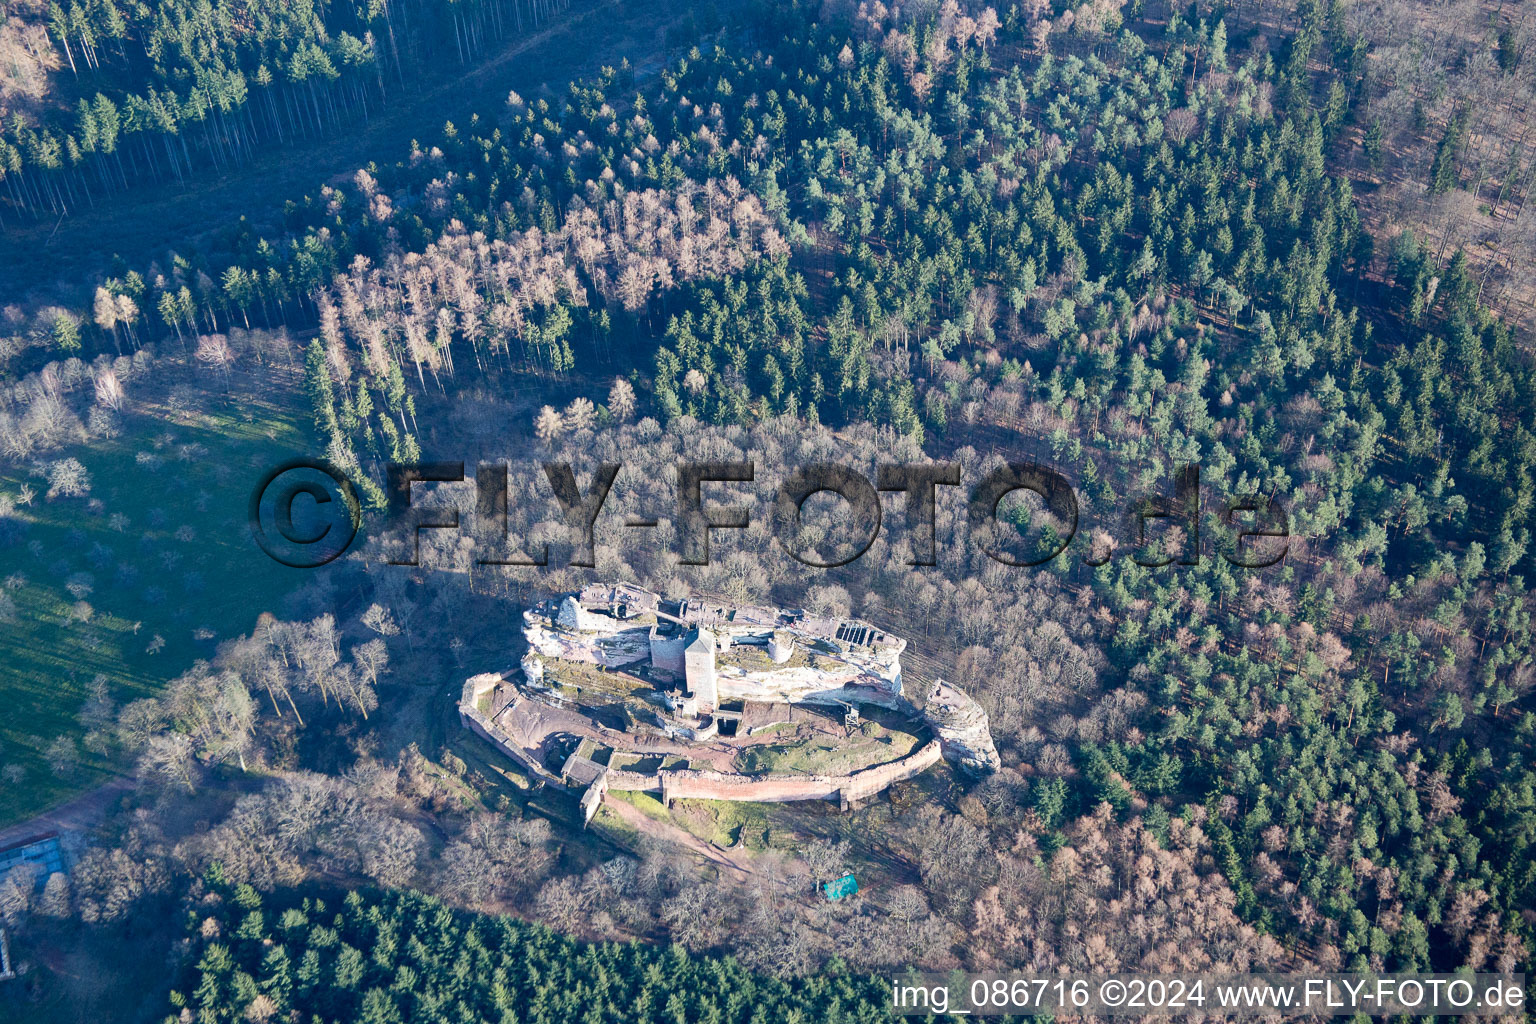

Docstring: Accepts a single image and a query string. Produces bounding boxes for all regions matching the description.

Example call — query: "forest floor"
[0,0,693,299]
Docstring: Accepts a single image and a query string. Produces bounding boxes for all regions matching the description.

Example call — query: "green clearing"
[588,803,642,845]
[608,788,671,822]
[604,789,783,850]
[668,798,781,849]
[731,721,919,776]
[0,395,314,826]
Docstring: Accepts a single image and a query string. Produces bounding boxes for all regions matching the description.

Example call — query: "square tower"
[683,628,718,710]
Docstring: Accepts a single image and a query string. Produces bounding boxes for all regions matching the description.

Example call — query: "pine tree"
[305,338,340,436]
[1428,112,1465,195]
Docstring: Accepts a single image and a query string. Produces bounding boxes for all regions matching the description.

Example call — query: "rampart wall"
[655,739,942,807]
[604,769,663,791]
[460,669,947,822]
[459,674,563,786]
[840,738,944,801]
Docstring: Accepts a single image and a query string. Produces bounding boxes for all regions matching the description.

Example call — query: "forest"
[0,0,576,216]
[165,882,903,1024]
[1,0,1535,1019]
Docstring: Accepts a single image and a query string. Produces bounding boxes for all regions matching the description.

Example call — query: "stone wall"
[839,737,944,802]
[579,773,608,825]
[660,770,840,805]
[463,667,943,812]
[716,677,907,709]
[462,672,502,710]
[458,677,563,787]
[655,739,942,807]
[460,644,952,829]
[603,768,662,791]
[574,740,942,809]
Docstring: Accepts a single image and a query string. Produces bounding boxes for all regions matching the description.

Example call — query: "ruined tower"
[683,627,718,711]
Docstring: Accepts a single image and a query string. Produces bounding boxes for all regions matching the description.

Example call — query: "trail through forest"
[0,0,684,298]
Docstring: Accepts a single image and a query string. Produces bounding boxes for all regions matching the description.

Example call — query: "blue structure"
[822,873,858,901]
[0,833,68,891]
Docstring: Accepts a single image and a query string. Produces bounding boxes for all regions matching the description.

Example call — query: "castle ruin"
[460,584,1000,826]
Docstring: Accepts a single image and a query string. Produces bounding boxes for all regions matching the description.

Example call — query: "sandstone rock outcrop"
[917,679,1002,776]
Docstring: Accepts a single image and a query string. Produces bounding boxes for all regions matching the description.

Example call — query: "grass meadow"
[0,388,314,826]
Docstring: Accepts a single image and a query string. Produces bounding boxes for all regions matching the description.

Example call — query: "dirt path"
[601,795,756,882]
[0,0,685,298]
[0,776,134,849]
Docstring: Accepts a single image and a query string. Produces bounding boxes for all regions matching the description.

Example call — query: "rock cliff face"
[916,679,1002,776]
[521,598,906,703]
[715,665,903,707]
[523,610,652,669]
